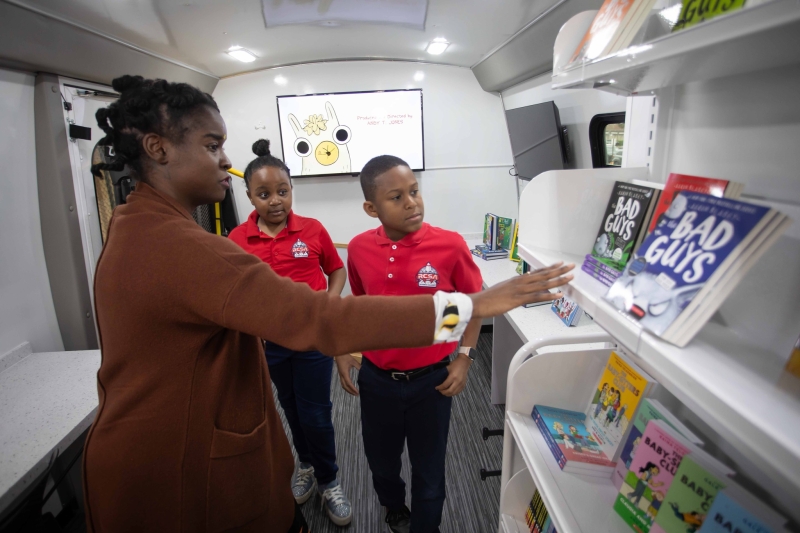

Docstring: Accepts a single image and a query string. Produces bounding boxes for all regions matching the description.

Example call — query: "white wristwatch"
[458,346,475,362]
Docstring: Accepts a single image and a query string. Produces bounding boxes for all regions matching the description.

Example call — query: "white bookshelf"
[506,167,800,525]
[550,0,800,95]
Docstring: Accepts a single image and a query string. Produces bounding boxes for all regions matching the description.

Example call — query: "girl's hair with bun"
[91,75,219,181]
[243,139,291,189]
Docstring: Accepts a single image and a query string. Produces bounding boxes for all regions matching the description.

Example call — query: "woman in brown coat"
[84,75,573,533]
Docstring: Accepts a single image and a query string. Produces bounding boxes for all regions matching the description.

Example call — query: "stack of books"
[471,244,508,261]
[525,490,557,533]
[473,213,514,260]
[550,295,582,326]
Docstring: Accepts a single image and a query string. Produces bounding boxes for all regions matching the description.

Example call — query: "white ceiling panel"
[10,0,554,78]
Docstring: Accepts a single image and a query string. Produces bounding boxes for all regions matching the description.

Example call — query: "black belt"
[365,357,450,382]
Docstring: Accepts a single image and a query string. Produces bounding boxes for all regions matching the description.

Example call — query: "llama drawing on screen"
[288,101,352,175]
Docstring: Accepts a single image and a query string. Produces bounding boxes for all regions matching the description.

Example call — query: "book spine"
[582,264,615,287]
[583,255,623,277]
[532,409,568,469]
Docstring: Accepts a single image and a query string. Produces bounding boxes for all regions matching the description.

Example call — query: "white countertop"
[0,350,100,511]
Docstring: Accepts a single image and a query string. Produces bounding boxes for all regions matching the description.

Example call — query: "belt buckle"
[391,371,410,381]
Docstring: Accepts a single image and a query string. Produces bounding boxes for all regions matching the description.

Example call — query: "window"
[589,112,626,168]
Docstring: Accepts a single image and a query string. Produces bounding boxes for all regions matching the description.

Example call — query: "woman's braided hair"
[243,139,291,189]
[90,75,219,181]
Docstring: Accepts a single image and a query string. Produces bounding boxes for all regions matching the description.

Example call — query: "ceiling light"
[274,75,288,86]
[414,71,425,82]
[227,46,257,63]
[426,38,449,55]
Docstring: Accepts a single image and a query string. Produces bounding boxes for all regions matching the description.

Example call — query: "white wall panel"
[0,67,63,354]
[213,61,517,243]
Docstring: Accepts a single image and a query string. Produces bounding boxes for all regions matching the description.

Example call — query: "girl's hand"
[470,262,574,318]
[335,355,361,396]
[435,355,471,397]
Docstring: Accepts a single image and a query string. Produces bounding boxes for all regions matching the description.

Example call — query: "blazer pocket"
[207,419,271,532]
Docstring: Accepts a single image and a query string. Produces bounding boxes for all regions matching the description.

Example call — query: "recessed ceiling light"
[274,75,288,86]
[426,38,449,55]
[413,71,425,82]
[227,46,257,63]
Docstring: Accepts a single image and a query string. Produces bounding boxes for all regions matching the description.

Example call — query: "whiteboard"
[276,89,424,177]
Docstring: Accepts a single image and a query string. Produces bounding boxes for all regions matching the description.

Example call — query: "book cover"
[483,214,498,251]
[497,217,515,250]
[673,0,746,33]
[698,488,785,533]
[533,405,616,469]
[570,0,639,63]
[604,192,775,339]
[591,181,657,272]
[551,296,583,327]
[647,174,733,235]
[586,351,653,462]
[651,455,727,533]
[614,398,703,490]
[614,420,693,533]
[511,221,521,262]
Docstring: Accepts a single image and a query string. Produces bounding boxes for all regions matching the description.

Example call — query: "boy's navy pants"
[359,356,452,533]
[265,341,338,486]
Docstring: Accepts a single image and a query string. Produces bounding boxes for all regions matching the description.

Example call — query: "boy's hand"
[470,262,574,318]
[435,355,471,397]
[335,355,361,396]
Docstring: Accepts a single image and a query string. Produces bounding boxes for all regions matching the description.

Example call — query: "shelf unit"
[550,0,800,95]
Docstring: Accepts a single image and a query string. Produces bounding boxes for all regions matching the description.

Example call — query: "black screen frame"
[275,88,425,178]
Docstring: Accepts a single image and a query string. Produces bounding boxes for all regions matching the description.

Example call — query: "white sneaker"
[292,463,316,504]
[319,480,353,526]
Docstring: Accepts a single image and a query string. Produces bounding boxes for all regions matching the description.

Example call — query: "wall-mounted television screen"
[505,101,567,181]
[277,89,424,177]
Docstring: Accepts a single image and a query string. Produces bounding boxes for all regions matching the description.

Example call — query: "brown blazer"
[84,183,434,532]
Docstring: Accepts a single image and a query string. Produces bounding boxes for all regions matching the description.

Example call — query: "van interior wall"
[212,61,516,243]
[501,70,627,171]
[0,67,63,355]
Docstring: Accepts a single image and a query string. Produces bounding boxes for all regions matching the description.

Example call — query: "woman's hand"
[335,355,361,396]
[435,355,471,397]
[470,262,574,318]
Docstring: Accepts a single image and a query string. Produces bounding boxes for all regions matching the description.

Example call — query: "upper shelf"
[551,0,800,95]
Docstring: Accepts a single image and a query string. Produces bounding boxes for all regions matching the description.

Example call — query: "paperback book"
[590,181,658,272]
[614,420,694,533]
[497,216,516,250]
[672,0,746,32]
[483,213,498,251]
[647,173,743,235]
[570,0,654,64]
[651,455,727,533]
[604,192,790,346]
[551,296,583,327]
[585,351,656,463]
[510,221,521,262]
[532,405,616,475]
[472,244,509,261]
[698,485,787,533]
[525,490,557,533]
[585,254,624,278]
[614,398,703,490]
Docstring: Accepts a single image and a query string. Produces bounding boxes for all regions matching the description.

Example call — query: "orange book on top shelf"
[570,0,640,64]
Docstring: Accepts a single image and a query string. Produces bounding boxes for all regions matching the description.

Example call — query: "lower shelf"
[507,411,628,533]
[500,513,527,533]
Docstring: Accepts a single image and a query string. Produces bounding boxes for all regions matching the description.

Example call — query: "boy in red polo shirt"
[228,139,352,526]
[337,155,483,533]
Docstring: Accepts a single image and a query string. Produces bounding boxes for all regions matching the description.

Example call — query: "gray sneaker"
[384,505,411,533]
[319,480,353,526]
[292,463,316,504]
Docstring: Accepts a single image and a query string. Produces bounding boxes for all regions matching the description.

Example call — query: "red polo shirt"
[228,210,343,291]
[347,223,483,371]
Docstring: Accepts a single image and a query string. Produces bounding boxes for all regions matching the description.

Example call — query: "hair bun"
[252,139,271,157]
[112,75,146,93]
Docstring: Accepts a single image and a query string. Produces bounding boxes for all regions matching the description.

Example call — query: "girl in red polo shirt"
[228,139,351,526]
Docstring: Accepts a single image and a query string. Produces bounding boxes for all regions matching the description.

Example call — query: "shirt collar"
[246,209,303,239]
[375,223,429,247]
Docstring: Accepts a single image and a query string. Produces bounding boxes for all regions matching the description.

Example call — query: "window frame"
[589,112,626,168]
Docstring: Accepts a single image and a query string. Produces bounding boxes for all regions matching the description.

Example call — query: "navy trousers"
[358,357,452,533]
[265,341,338,486]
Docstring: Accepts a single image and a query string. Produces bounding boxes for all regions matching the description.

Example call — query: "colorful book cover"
[510,221,521,261]
[497,216,515,250]
[570,0,639,63]
[651,455,726,533]
[614,398,701,490]
[698,489,784,533]
[673,0,746,33]
[647,174,731,234]
[591,181,657,272]
[551,295,582,327]
[586,351,652,462]
[483,214,497,251]
[604,192,774,337]
[614,420,693,533]
[533,405,616,469]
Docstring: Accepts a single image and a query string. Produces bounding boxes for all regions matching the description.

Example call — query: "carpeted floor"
[273,331,506,532]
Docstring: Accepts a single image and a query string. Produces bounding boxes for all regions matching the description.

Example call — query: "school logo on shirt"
[292,239,309,258]
[416,263,439,288]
